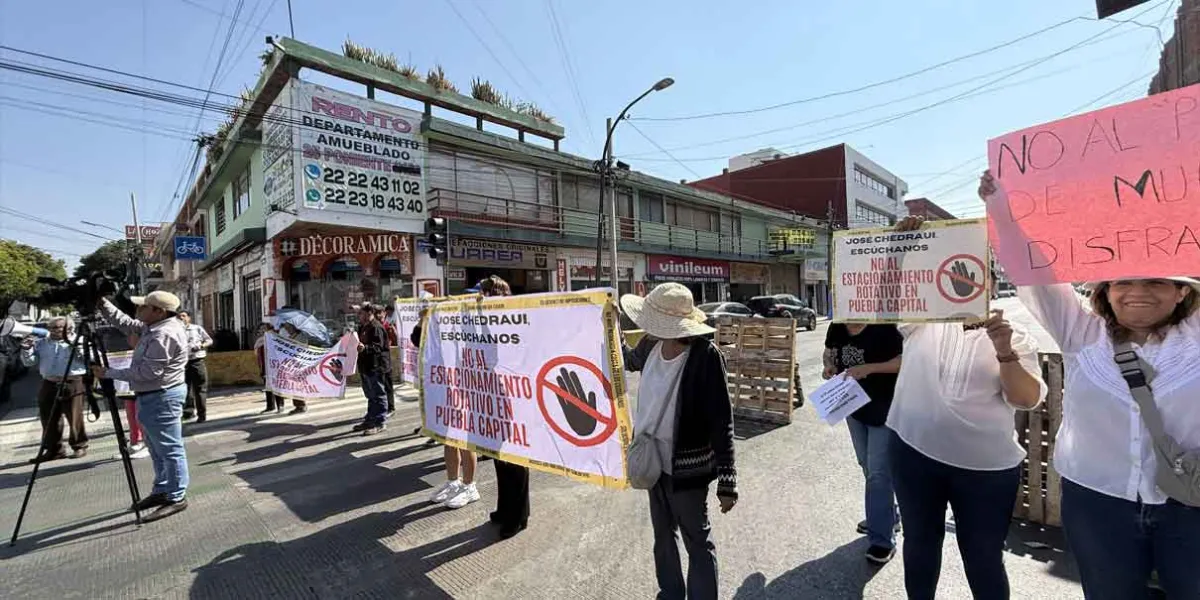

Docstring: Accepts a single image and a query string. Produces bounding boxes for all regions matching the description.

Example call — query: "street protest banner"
[392,293,477,384]
[265,332,360,399]
[419,289,632,488]
[987,83,1200,284]
[832,218,990,322]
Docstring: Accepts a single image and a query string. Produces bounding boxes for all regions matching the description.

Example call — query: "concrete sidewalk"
[0,365,1085,599]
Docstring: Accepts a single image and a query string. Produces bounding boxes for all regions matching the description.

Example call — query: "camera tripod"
[9,318,144,547]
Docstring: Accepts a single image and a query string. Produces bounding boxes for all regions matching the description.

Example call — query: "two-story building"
[156,38,827,342]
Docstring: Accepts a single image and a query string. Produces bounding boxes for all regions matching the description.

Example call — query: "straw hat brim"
[1085,276,1200,294]
[619,294,715,339]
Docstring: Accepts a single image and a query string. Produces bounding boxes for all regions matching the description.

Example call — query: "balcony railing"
[427,188,773,258]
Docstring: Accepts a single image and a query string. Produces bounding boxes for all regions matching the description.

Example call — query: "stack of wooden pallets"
[1012,353,1065,526]
[714,316,797,425]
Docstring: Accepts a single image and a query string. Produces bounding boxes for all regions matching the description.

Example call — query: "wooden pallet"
[1013,353,1064,526]
[715,316,796,424]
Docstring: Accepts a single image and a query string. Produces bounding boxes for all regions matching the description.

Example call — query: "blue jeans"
[137,384,189,502]
[361,372,388,427]
[890,437,1018,600]
[1062,478,1200,599]
[847,418,897,549]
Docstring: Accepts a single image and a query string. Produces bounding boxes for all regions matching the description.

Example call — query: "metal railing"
[427,188,773,258]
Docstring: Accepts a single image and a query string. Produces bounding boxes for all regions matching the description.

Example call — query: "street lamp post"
[592,77,675,291]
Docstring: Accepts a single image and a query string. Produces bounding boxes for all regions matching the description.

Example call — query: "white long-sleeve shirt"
[1018,284,1200,505]
[887,322,1046,471]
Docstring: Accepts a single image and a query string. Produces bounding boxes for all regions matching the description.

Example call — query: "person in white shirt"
[887,216,1047,600]
[980,172,1200,600]
[177,311,212,423]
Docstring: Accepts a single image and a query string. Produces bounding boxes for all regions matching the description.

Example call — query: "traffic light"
[424,217,448,262]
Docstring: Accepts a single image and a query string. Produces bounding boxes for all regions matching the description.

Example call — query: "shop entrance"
[458,268,550,295]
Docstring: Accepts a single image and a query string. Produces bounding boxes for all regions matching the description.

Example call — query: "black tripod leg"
[91,332,143,523]
[9,390,57,546]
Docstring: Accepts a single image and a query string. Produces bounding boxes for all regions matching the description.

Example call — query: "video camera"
[37,271,123,315]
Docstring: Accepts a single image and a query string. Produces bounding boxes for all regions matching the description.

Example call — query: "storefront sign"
[124,224,162,240]
[556,259,569,291]
[218,263,234,292]
[447,267,467,281]
[263,80,296,211]
[276,232,412,260]
[449,237,550,270]
[803,258,829,282]
[647,255,729,282]
[769,227,816,249]
[420,290,631,488]
[730,262,769,285]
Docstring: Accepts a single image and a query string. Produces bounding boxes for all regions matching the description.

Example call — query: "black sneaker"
[857,520,902,535]
[142,499,188,523]
[866,545,895,565]
[352,422,371,432]
[133,492,168,512]
[362,424,386,436]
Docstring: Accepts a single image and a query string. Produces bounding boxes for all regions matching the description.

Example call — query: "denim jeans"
[890,437,1018,600]
[649,477,718,600]
[361,372,388,427]
[847,418,897,549]
[1062,478,1200,599]
[137,383,189,502]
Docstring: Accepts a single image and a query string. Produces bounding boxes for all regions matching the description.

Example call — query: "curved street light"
[593,78,675,289]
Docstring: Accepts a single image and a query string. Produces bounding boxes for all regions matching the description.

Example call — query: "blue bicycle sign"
[174,236,208,261]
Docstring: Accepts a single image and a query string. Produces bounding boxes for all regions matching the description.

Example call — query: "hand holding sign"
[983,309,1015,355]
[555,367,599,436]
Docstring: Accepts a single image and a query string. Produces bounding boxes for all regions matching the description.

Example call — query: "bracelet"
[996,352,1020,363]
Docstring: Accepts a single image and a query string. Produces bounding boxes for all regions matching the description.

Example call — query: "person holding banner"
[980,172,1200,599]
[277,324,310,415]
[887,216,1046,600]
[620,282,737,600]
[351,304,391,436]
[822,323,903,564]
[253,324,283,414]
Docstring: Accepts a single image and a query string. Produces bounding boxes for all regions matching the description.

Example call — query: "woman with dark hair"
[621,282,737,600]
[980,171,1200,599]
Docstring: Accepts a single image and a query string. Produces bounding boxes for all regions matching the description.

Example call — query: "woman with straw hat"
[980,171,1200,599]
[620,282,737,600]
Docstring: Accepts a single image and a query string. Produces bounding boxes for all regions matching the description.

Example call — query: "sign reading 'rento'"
[986,83,1200,285]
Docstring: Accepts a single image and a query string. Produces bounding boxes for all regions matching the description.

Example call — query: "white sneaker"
[130,446,150,459]
[444,483,479,509]
[430,480,462,504]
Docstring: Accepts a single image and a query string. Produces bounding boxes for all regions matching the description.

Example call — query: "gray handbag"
[1114,344,1200,507]
[627,368,680,490]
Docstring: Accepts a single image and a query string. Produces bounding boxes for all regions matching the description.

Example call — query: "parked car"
[746,295,818,331]
[996,287,1017,299]
[696,302,758,328]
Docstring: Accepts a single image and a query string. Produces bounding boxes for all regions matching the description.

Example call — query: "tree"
[0,239,67,313]
[75,240,131,279]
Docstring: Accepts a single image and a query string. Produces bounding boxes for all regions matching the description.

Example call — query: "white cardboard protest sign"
[265,332,360,399]
[419,289,632,489]
[832,218,991,323]
[809,375,872,425]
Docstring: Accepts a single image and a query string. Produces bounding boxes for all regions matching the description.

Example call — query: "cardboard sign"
[832,219,990,323]
[419,289,632,488]
[265,333,359,399]
[987,83,1200,284]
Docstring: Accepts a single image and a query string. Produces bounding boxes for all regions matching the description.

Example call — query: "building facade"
[1149,0,1200,94]
[904,197,958,220]
[155,38,825,342]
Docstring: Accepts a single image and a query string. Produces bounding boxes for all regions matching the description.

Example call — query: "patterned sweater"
[624,336,738,500]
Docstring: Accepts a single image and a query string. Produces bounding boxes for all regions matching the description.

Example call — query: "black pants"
[384,372,395,412]
[183,358,208,419]
[890,436,1018,600]
[37,378,88,454]
[493,459,529,528]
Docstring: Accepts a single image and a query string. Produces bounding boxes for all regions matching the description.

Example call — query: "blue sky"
[0,0,1181,268]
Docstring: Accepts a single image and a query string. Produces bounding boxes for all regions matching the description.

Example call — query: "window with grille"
[215,199,226,235]
[233,169,250,218]
[853,167,895,199]
[639,192,665,223]
[854,201,895,227]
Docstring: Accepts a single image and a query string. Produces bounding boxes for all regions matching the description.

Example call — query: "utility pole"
[606,117,620,291]
[130,193,146,294]
[825,198,836,317]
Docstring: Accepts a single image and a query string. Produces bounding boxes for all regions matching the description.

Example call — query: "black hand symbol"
[950,260,978,297]
[555,367,598,436]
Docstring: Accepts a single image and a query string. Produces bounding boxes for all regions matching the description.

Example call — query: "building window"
[215,198,226,235]
[233,169,250,218]
[854,167,895,199]
[854,201,895,227]
[639,192,665,223]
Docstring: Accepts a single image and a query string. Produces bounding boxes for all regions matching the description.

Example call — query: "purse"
[1114,343,1200,507]
[627,361,681,490]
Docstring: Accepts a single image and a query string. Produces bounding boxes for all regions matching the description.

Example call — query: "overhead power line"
[545,0,596,148]
[626,122,702,180]
[0,206,117,241]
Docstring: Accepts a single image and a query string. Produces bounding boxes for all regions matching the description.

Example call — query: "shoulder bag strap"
[1113,342,1172,447]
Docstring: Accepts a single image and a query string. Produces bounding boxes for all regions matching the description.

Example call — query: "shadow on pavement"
[732,539,883,599]
[1004,520,1080,584]
[0,510,137,557]
[733,416,788,441]
[188,515,499,599]
[0,459,105,492]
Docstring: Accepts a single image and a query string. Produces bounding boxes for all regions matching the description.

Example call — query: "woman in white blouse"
[980,172,1200,600]
[887,216,1047,600]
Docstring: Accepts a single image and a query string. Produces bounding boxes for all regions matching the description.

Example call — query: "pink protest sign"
[986,83,1200,285]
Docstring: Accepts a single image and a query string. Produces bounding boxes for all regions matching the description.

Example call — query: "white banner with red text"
[264,333,360,399]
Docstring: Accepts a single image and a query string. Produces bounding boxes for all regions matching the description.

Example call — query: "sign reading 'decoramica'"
[832,219,990,323]
[987,82,1200,284]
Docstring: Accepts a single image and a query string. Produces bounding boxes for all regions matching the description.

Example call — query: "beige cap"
[131,290,181,313]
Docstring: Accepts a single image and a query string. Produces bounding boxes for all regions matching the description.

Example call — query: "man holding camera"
[92,291,191,522]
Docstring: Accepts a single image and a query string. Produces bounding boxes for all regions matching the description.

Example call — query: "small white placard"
[809,375,872,425]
